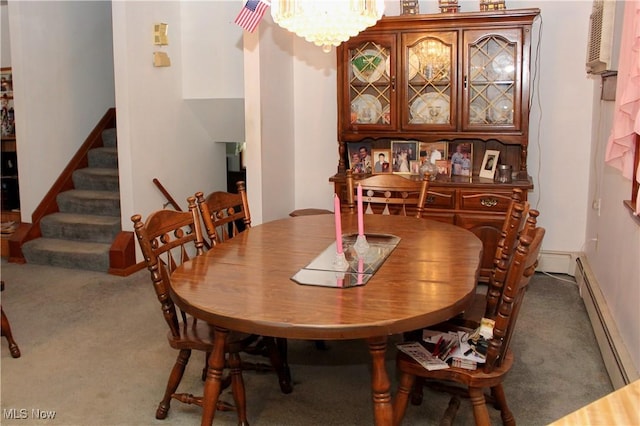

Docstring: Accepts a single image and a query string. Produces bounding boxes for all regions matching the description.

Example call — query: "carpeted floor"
[0,260,612,425]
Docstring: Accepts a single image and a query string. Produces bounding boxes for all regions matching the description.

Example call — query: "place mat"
[291,233,400,288]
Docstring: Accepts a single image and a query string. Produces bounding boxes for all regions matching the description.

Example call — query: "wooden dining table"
[169,213,483,426]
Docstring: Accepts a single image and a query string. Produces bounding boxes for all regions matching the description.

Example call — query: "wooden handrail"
[152,178,182,211]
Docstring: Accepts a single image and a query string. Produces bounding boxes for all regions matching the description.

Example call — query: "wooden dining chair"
[345,169,431,217]
[195,181,251,245]
[483,206,537,321]
[1,281,21,358]
[195,183,293,394]
[407,202,537,407]
[460,188,531,324]
[393,224,546,426]
[131,197,250,423]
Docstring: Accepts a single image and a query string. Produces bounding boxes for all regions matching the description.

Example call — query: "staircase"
[21,128,122,272]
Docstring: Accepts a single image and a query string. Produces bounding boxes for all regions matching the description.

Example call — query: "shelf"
[470,80,515,85]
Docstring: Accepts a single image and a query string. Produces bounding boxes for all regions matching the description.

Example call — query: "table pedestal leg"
[201,326,229,426]
[367,335,392,426]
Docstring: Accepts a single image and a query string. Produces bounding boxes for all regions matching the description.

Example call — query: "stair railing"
[152,178,182,211]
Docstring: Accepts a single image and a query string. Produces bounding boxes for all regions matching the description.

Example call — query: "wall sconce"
[153,23,169,46]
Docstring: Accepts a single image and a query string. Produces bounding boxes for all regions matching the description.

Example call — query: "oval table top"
[170,213,483,340]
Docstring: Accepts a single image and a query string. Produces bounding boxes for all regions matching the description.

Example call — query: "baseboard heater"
[575,256,639,389]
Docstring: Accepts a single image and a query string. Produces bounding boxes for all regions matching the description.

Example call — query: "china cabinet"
[331,9,540,282]
[1,67,19,215]
[1,67,19,257]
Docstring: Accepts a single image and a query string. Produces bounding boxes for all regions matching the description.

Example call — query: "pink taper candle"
[357,183,364,236]
[334,194,343,254]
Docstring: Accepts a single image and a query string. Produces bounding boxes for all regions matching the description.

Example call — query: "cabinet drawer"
[423,189,456,210]
[459,190,514,212]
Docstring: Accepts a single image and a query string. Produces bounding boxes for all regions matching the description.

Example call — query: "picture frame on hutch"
[372,149,392,174]
[449,142,473,177]
[1,95,15,137]
[348,142,373,174]
[0,68,13,97]
[435,159,452,177]
[479,149,500,179]
[391,140,419,174]
[420,141,448,165]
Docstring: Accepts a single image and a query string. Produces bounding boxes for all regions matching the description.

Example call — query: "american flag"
[234,0,270,33]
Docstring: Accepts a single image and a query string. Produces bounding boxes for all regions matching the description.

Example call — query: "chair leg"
[228,351,248,426]
[1,307,20,358]
[392,372,415,426]
[410,377,425,406]
[468,387,491,426]
[156,349,191,420]
[202,351,210,381]
[491,384,515,426]
[440,396,461,426]
[265,337,293,394]
[314,340,329,350]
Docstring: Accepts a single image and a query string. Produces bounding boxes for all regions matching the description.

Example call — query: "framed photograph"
[0,68,12,98]
[419,141,448,165]
[410,160,421,175]
[1,94,15,137]
[348,143,373,174]
[372,149,391,174]
[480,149,500,179]
[435,159,452,177]
[391,140,419,174]
[449,142,473,177]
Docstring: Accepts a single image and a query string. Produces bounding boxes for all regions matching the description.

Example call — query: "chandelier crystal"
[271,0,386,53]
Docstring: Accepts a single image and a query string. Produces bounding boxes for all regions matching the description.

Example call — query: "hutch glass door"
[465,30,521,131]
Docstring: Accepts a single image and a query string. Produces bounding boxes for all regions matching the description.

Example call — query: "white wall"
[111,1,245,239]
[1,3,11,67]
[584,6,640,372]
[291,36,339,212]
[7,1,115,222]
[525,2,594,252]
[255,14,296,222]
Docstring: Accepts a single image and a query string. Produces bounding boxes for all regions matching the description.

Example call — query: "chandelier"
[270,0,386,53]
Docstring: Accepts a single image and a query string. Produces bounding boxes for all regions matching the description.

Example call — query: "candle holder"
[333,251,349,271]
[354,234,370,257]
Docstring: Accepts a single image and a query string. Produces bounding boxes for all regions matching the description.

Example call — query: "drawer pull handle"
[480,198,498,208]
[426,195,436,205]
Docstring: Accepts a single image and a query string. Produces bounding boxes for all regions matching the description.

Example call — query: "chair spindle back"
[484,224,545,373]
[484,189,531,319]
[345,170,430,218]
[196,181,251,246]
[131,196,205,339]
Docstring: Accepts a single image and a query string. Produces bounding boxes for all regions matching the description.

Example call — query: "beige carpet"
[0,260,612,425]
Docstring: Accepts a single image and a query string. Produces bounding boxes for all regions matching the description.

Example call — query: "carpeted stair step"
[72,168,119,191]
[57,189,120,217]
[102,128,117,148]
[21,238,110,272]
[40,212,121,244]
[88,146,118,169]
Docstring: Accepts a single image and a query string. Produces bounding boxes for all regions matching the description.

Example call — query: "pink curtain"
[605,0,640,213]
